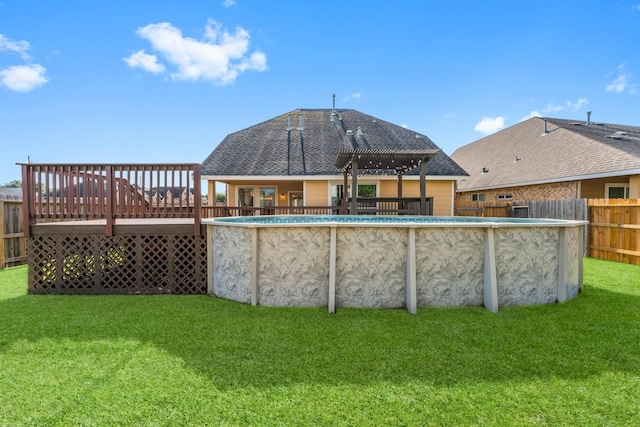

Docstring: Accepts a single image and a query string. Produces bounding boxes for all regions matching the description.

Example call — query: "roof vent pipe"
[586,111,592,126]
[543,119,549,134]
[332,93,336,112]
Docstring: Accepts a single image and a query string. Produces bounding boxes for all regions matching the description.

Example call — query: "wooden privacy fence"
[0,200,26,269]
[589,198,640,265]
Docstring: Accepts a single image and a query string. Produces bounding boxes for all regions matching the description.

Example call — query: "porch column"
[630,174,640,198]
[420,157,427,215]
[208,180,216,206]
[350,156,358,215]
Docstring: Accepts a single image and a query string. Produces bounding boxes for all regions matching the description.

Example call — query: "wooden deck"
[30,218,203,236]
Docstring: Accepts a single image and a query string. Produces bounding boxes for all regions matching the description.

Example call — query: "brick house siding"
[456,181,579,203]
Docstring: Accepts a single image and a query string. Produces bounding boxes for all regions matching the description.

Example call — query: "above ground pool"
[203,216,587,313]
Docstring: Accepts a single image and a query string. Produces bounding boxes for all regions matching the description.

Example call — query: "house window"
[605,184,629,199]
[330,183,378,206]
[238,186,276,207]
[471,193,485,201]
[497,194,512,200]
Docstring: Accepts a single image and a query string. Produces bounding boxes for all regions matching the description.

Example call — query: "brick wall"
[456,181,579,203]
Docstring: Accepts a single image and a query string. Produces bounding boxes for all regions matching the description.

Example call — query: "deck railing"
[20,163,201,236]
[201,197,433,217]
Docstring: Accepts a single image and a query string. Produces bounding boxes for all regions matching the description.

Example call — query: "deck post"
[21,164,32,238]
[105,165,114,237]
[193,165,202,236]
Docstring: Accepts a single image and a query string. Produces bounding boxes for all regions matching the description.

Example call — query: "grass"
[1,258,639,426]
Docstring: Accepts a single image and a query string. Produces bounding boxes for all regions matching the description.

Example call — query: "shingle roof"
[451,117,640,191]
[201,109,468,177]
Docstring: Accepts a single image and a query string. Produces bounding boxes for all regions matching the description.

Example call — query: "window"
[471,193,485,201]
[605,184,629,199]
[330,183,378,205]
[238,186,276,207]
[497,194,512,200]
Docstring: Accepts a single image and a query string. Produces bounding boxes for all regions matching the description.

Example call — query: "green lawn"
[1,258,639,426]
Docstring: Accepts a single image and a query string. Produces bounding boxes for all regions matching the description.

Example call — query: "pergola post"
[397,172,403,214]
[342,169,348,214]
[420,157,427,215]
[350,156,358,215]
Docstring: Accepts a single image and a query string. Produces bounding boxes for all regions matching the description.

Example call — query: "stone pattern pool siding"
[206,216,585,313]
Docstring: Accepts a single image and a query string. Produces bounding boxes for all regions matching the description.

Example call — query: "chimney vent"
[586,111,592,126]
[543,119,549,135]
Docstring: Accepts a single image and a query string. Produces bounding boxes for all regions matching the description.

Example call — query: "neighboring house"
[201,108,468,215]
[451,116,640,202]
[0,187,22,200]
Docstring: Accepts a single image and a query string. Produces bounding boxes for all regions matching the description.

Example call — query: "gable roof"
[451,117,640,192]
[201,109,467,178]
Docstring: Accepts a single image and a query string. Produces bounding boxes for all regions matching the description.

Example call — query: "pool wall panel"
[257,227,330,306]
[415,228,485,306]
[336,227,407,308]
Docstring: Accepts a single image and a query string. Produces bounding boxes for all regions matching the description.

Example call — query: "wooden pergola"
[335,148,440,215]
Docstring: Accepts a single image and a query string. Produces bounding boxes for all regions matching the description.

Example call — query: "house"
[451,115,640,202]
[201,108,468,215]
[0,187,22,200]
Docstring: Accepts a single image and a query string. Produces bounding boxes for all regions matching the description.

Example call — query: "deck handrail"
[20,163,201,236]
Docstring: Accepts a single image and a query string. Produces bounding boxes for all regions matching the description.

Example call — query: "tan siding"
[382,180,455,215]
[305,181,329,206]
[379,181,397,197]
[581,177,629,199]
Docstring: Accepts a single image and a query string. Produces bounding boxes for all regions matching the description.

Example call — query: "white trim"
[456,168,640,192]
[605,183,630,198]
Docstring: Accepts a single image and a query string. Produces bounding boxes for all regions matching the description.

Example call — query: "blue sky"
[1,0,639,186]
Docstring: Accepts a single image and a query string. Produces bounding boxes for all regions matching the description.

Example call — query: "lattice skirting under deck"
[27,234,207,294]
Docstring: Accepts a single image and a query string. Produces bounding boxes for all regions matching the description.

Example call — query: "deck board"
[31,218,203,236]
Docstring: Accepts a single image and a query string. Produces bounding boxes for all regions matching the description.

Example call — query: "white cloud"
[223,0,236,6]
[401,123,409,129]
[343,92,361,102]
[606,63,631,93]
[0,64,48,92]
[542,102,564,113]
[127,19,267,85]
[0,34,31,60]
[474,116,505,135]
[440,112,454,124]
[124,50,166,73]
[566,98,589,111]
[520,110,541,122]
